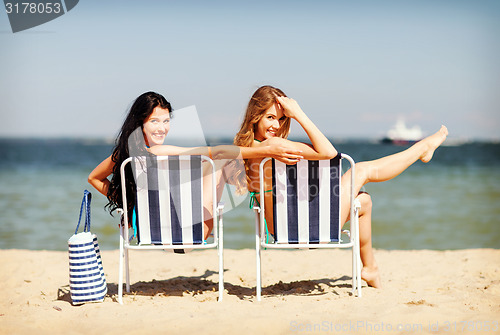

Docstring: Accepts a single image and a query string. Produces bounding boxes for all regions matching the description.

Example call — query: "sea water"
[0,138,499,251]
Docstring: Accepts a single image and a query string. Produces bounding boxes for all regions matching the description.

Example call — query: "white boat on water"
[381,119,423,145]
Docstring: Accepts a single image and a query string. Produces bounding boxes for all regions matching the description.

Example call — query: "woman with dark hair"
[88,91,303,235]
[89,91,172,224]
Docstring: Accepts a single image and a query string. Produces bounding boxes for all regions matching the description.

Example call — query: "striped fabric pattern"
[68,233,107,304]
[271,156,341,244]
[133,155,204,246]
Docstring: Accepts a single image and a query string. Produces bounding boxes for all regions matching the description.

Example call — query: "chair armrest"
[116,208,124,227]
[354,198,361,211]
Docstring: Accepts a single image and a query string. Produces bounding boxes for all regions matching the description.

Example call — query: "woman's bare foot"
[361,266,382,288]
[420,125,448,163]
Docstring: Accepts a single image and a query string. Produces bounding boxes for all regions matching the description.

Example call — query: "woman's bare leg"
[346,192,380,288]
[356,193,381,288]
[340,126,447,288]
[340,125,448,224]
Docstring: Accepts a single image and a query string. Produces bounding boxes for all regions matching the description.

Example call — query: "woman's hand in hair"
[275,96,305,121]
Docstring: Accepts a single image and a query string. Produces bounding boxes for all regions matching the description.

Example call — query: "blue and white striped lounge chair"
[253,154,362,300]
[118,155,224,304]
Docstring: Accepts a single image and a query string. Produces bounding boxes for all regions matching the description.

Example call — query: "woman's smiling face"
[142,106,171,147]
[255,103,287,141]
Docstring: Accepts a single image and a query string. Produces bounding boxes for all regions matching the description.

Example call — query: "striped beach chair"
[253,154,362,300]
[118,155,224,304]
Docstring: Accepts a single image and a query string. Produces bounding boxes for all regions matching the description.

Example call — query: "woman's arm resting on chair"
[148,145,209,156]
[149,144,303,164]
[215,145,303,164]
[88,155,114,196]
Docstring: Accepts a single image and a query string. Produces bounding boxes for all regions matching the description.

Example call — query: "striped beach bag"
[68,190,107,304]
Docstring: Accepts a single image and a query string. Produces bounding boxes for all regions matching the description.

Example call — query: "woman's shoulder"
[261,137,288,146]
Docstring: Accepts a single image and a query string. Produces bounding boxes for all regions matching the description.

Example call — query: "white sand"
[1,248,499,334]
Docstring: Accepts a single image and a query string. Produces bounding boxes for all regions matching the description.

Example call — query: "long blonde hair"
[233,85,292,192]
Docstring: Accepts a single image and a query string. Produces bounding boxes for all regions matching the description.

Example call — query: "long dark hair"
[106,92,172,221]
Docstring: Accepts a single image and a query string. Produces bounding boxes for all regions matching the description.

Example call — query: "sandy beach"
[0,248,499,334]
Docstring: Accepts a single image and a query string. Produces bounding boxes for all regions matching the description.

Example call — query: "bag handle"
[75,190,92,235]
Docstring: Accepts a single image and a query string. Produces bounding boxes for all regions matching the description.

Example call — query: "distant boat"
[381,119,423,145]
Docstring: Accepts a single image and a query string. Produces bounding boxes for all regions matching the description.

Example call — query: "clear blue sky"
[1,0,499,140]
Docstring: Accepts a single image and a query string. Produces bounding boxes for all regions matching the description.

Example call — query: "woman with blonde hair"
[234,85,448,288]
